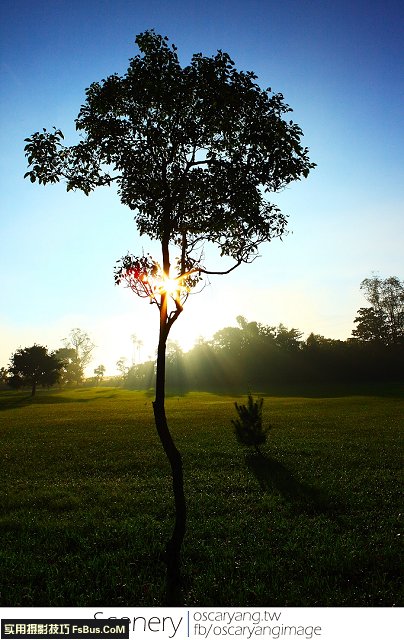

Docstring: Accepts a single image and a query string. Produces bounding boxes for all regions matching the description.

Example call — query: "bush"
[231,394,269,453]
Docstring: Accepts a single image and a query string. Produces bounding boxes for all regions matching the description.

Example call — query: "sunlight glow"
[153,274,187,298]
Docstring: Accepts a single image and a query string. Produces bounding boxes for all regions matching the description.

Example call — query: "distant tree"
[125,360,155,390]
[166,340,184,364]
[183,338,231,391]
[0,366,9,388]
[62,328,96,382]
[352,307,387,344]
[212,316,272,353]
[305,333,332,348]
[131,334,144,365]
[8,345,62,396]
[94,364,106,384]
[354,276,404,345]
[116,357,129,382]
[273,324,303,351]
[24,30,315,589]
[54,347,81,385]
[166,341,187,392]
[209,318,305,387]
[212,325,245,353]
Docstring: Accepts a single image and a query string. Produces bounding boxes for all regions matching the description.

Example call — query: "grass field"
[0,385,402,606]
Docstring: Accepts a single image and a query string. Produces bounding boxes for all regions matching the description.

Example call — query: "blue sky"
[1,0,403,374]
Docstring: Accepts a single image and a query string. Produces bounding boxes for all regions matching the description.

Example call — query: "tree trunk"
[152,291,186,601]
[31,380,37,397]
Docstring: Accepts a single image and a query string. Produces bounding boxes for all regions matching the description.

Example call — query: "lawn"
[0,385,402,606]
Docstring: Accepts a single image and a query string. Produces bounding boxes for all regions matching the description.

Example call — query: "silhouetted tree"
[24,30,315,591]
[354,276,404,345]
[8,345,62,396]
[352,307,387,344]
[232,394,269,454]
[0,367,9,388]
[94,364,106,384]
[54,347,81,385]
[273,324,303,351]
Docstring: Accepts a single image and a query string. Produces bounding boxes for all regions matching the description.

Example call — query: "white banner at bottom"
[0,607,401,640]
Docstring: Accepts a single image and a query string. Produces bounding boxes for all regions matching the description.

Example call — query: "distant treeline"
[125,316,404,393]
[2,276,401,394]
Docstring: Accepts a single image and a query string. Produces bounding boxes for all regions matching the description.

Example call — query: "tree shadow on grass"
[0,392,120,411]
[246,453,342,516]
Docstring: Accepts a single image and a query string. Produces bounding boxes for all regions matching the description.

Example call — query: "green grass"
[0,385,403,606]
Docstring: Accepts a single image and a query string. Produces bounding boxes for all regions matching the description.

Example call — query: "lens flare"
[153,274,187,297]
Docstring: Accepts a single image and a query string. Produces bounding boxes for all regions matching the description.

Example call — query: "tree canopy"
[7,345,63,396]
[25,30,315,285]
[55,328,96,384]
[352,276,404,345]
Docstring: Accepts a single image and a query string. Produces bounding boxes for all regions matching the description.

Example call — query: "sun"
[153,274,185,298]
[115,254,216,353]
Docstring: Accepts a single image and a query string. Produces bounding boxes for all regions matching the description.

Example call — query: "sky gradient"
[1,0,403,374]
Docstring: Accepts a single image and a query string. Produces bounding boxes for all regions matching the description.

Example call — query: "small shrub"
[231,394,270,454]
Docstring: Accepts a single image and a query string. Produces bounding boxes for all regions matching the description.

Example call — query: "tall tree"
[353,276,404,345]
[24,30,315,591]
[8,345,62,397]
[62,328,96,382]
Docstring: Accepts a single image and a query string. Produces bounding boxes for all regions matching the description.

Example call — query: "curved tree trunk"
[152,288,186,601]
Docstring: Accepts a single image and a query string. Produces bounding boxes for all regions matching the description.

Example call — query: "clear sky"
[1,0,403,374]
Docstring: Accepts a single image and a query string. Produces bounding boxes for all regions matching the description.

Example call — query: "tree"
[24,30,315,591]
[232,394,269,455]
[352,276,404,345]
[116,356,130,382]
[166,340,187,393]
[212,316,272,353]
[351,307,387,343]
[54,347,81,385]
[273,324,303,351]
[0,367,9,388]
[7,345,62,396]
[131,334,144,365]
[62,328,96,383]
[94,364,106,384]
[125,360,155,390]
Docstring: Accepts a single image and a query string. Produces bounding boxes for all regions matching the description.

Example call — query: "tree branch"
[180,259,243,279]
[198,260,244,276]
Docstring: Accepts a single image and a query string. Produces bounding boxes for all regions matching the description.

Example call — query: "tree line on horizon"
[125,275,404,392]
[126,319,403,393]
[1,275,403,396]
[0,328,98,396]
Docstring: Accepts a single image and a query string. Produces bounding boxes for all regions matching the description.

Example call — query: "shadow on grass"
[144,381,404,399]
[259,382,404,399]
[0,392,120,411]
[246,453,342,516]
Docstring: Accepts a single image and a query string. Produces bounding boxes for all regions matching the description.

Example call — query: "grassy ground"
[0,385,402,606]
